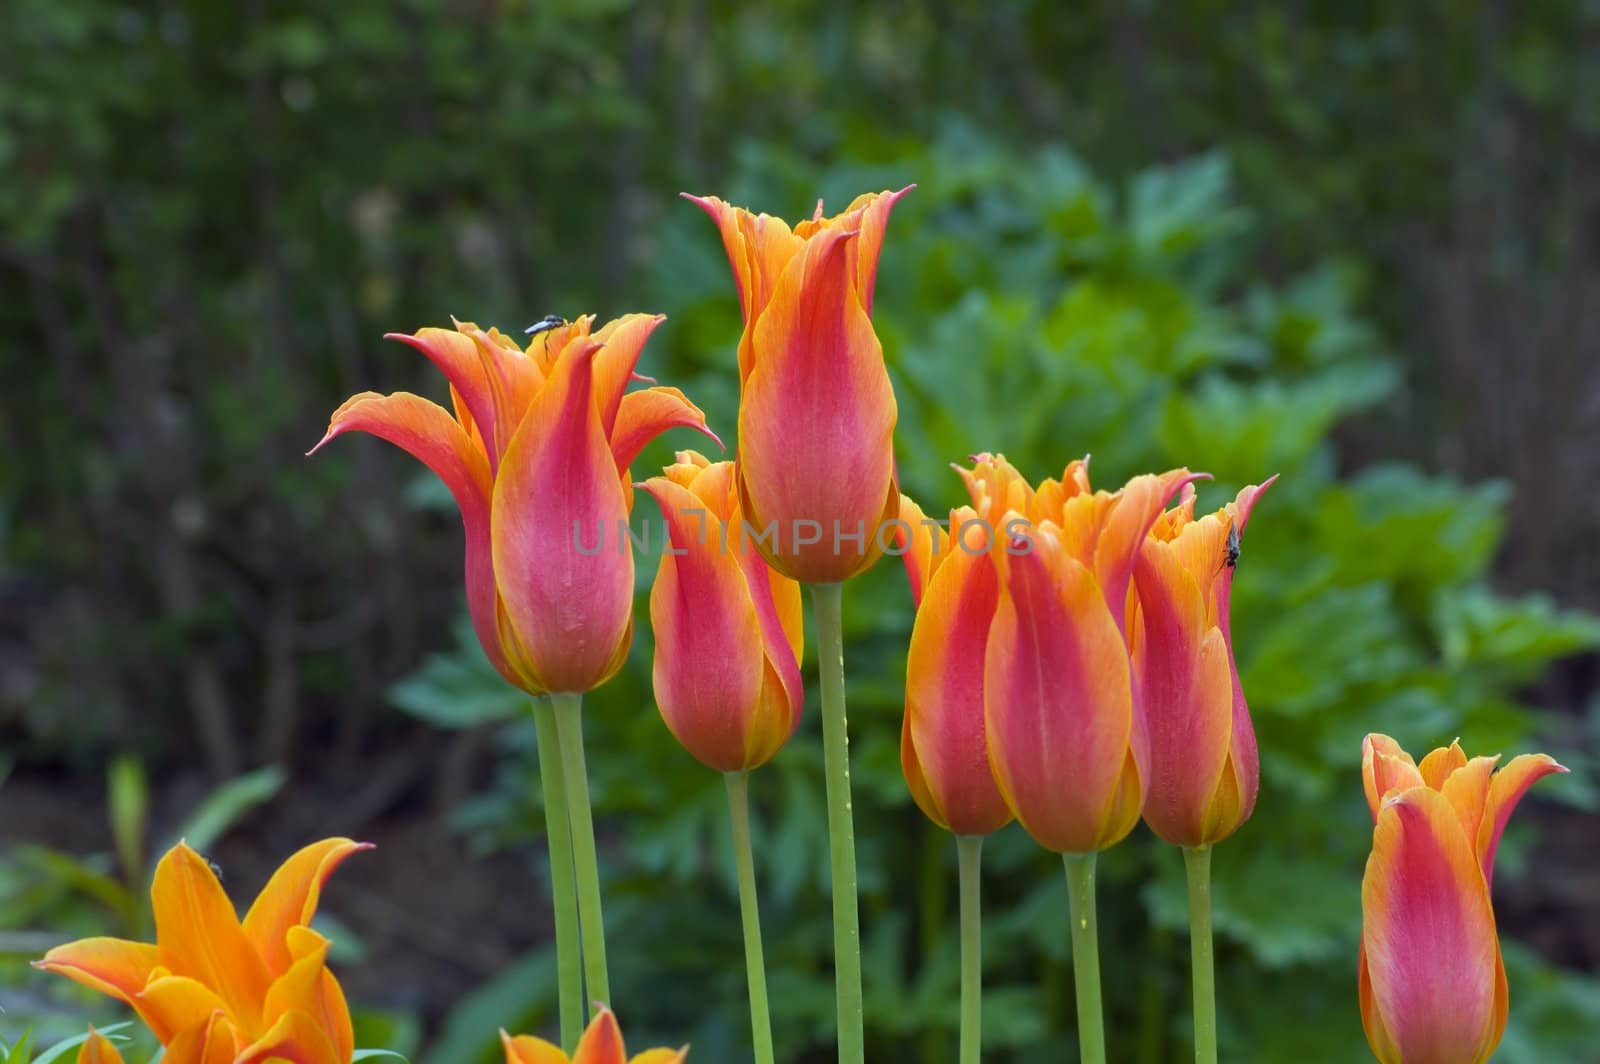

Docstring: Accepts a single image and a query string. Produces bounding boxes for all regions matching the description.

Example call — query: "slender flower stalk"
[1183,846,1217,1064]
[532,698,583,1051]
[811,581,864,1064]
[725,772,775,1064]
[1062,853,1106,1064]
[553,691,609,1013]
[956,835,984,1064]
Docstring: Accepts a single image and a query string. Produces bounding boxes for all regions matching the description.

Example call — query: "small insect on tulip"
[1220,523,1241,572]
[524,314,567,338]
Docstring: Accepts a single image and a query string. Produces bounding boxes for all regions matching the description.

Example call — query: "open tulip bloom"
[36,838,369,1064]
[641,450,804,1064]
[315,314,717,1048]
[1360,734,1566,1064]
[687,187,910,1064]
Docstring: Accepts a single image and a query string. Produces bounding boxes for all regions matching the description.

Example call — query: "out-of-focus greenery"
[4,1,1598,1062]
[393,131,1600,1062]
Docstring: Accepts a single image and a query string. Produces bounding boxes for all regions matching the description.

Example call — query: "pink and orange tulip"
[314,315,716,695]
[1359,734,1566,1063]
[967,454,1200,854]
[641,450,804,772]
[502,1006,687,1064]
[37,838,369,1064]
[1130,478,1275,848]
[686,189,911,584]
[896,493,1010,837]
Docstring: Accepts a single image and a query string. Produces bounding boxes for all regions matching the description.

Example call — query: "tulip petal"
[985,539,1135,853]
[589,314,666,435]
[1362,787,1504,1064]
[261,926,354,1064]
[384,329,508,466]
[134,974,230,1045]
[737,226,898,583]
[242,838,371,977]
[1477,752,1567,887]
[151,843,270,1031]
[682,194,803,357]
[1418,740,1467,790]
[235,1008,341,1064]
[492,342,634,694]
[835,185,913,314]
[1440,755,1497,851]
[574,1007,627,1064]
[312,391,513,685]
[1092,469,1202,632]
[904,544,1010,836]
[893,493,951,607]
[501,1031,568,1064]
[77,1028,127,1064]
[1362,734,1423,820]
[162,1011,236,1064]
[33,937,159,1004]
[630,1051,689,1064]
[610,386,722,477]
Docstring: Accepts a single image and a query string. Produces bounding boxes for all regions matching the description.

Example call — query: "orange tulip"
[640,450,804,772]
[77,1028,124,1064]
[967,454,1200,854]
[685,188,911,583]
[36,838,369,1064]
[896,492,1010,836]
[314,315,717,695]
[1130,478,1276,848]
[1359,734,1566,1063]
[501,1006,686,1064]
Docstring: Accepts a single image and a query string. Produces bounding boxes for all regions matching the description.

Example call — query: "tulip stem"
[725,771,776,1064]
[1062,852,1107,1064]
[552,691,610,1014]
[956,835,984,1064]
[1184,845,1217,1064]
[810,581,865,1064]
[531,698,583,1052]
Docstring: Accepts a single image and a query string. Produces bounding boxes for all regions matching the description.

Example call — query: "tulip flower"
[1359,734,1566,1064]
[639,451,801,1064]
[686,186,910,1064]
[36,838,369,1064]
[1130,477,1275,1064]
[1131,477,1276,848]
[962,453,1198,1064]
[501,1006,686,1064]
[314,314,716,697]
[77,1029,124,1064]
[641,450,804,775]
[685,188,909,585]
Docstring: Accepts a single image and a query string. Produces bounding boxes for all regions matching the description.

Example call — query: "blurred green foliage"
[394,131,1600,1061]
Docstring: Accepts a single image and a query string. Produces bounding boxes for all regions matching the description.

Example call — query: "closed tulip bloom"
[76,1029,124,1064]
[502,1006,686,1064]
[970,454,1200,854]
[37,839,370,1064]
[315,316,717,695]
[1131,478,1276,848]
[686,189,911,583]
[641,451,804,772]
[897,493,1011,837]
[1359,734,1566,1064]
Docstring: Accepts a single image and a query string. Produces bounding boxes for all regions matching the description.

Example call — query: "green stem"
[531,699,583,1053]
[956,835,984,1064]
[725,772,775,1064]
[552,691,609,1012]
[1184,846,1217,1064]
[809,581,864,1064]
[1062,853,1106,1064]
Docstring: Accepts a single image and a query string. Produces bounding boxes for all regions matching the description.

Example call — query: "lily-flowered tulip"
[502,1006,687,1064]
[1359,734,1567,1064]
[641,450,804,772]
[968,454,1200,854]
[37,838,369,1064]
[315,315,717,695]
[896,493,1010,837]
[77,1028,123,1064]
[686,188,911,584]
[1130,477,1276,848]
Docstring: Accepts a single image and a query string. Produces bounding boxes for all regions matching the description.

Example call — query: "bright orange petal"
[1361,734,1423,820]
[1477,752,1567,886]
[161,1012,237,1064]
[242,838,371,977]
[892,493,950,608]
[76,1028,126,1064]
[502,1030,570,1064]
[234,1009,341,1064]
[589,314,666,435]
[629,1050,689,1064]
[1418,740,1467,790]
[261,927,353,1063]
[491,341,634,694]
[133,974,229,1045]
[1361,787,1504,1064]
[573,1008,627,1064]
[150,843,270,1031]
[33,937,159,1006]
[609,386,722,478]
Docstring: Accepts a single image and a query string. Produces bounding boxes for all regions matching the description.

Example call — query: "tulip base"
[957,835,984,1064]
[810,581,865,1064]
[552,691,610,1013]
[531,698,583,1052]
[1184,845,1217,1064]
[725,772,775,1064]
[1063,852,1107,1064]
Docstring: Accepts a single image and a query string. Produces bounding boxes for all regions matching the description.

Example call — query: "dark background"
[2,2,1598,1061]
